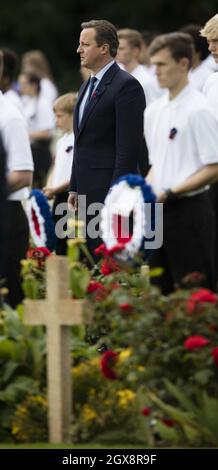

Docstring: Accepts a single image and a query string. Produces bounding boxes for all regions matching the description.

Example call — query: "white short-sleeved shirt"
[52,132,74,188]
[128,64,165,105]
[40,78,58,104]
[4,89,25,116]
[21,95,55,133]
[203,72,218,121]
[188,60,212,91]
[0,91,34,201]
[144,83,218,194]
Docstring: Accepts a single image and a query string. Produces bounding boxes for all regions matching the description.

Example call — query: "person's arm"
[112,78,146,182]
[157,163,218,202]
[146,167,154,185]
[43,181,70,199]
[30,129,52,141]
[7,171,33,194]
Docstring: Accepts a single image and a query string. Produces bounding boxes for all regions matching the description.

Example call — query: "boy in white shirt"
[144,32,218,293]
[200,14,218,121]
[43,93,77,254]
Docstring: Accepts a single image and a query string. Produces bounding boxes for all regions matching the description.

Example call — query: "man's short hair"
[81,19,119,58]
[53,92,77,114]
[200,14,218,40]
[149,32,194,69]
[117,28,143,50]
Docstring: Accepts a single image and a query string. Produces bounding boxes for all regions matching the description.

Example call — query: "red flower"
[100,350,118,380]
[87,280,109,301]
[119,303,133,313]
[87,280,105,293]
[184,335,210,350]
[187,288,217,314]
[95,242,125,257]
[94,243,107,256]
[101,258,120,275]
[27,247,51,268]
[211,347,218,366]
[141,407,151,416]
[162,418,175,427]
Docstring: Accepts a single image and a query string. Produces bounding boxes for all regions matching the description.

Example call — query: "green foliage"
[11,394,48,443]
[71,358,147,444]
[0,304,46,441]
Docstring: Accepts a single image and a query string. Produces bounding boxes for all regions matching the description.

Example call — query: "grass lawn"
[0,443,150,449]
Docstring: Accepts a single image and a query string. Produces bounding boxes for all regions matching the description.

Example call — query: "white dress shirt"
[203,72,218,121]
[52,131,74,187]
[79,60,115,125]
[0,91,34,201]
[144,83,218,194]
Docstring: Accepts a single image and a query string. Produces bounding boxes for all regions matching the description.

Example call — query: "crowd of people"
[1,14,218,307]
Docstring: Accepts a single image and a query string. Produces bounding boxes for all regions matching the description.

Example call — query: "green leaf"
[69,265,90,299]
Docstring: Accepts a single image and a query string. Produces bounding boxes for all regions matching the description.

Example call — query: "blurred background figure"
[0,48,24,114]
[19,71,55,188]
[117,27,163,105]
[21,50,58,104]
[43,92,77,255]
[180,24,212,90]
[0,49,33,308]
[139,29,158,76]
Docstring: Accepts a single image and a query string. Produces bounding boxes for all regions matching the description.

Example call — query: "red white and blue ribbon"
[100,174,156,260]
[26,189,56,251]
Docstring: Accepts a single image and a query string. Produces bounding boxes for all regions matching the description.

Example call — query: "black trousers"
[149,192,216,294]
[52,192,69,255]
[3,201,29,308]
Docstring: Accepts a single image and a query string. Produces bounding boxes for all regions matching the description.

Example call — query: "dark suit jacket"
[70,62,146,206]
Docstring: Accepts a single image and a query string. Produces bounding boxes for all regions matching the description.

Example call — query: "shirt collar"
[91,60,115,82]
[163,82,193,108]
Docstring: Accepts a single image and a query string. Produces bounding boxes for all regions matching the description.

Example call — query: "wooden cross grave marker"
[23,255,88,443]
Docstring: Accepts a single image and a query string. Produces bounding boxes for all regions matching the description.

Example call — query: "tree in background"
[0,0,217,92]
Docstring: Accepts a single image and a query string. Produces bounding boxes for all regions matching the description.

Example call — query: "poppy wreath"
[100,174,156,261]
[26,189,56,251]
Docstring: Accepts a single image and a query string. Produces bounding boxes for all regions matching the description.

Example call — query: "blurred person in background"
[21,50,58,104]
[0,48,24,114]
[0,50,33,308]
[180,24,211,91]
[139,29,158,76]
[43,92,77,255]
[19,71,55,188]
[117,28,163,105]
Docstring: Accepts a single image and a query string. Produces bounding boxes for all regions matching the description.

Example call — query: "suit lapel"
[77,62,120,137]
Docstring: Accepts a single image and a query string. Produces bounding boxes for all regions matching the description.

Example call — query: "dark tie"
[84,76,97,111]
[79,76,97,127]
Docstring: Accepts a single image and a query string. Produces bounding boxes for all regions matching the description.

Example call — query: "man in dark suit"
[68,19,146,254]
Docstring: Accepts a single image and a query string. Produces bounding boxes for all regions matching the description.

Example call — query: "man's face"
[116,38,139,66]
[151,47,187,90]
[208,38,218,63]
[77,28,103,71]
